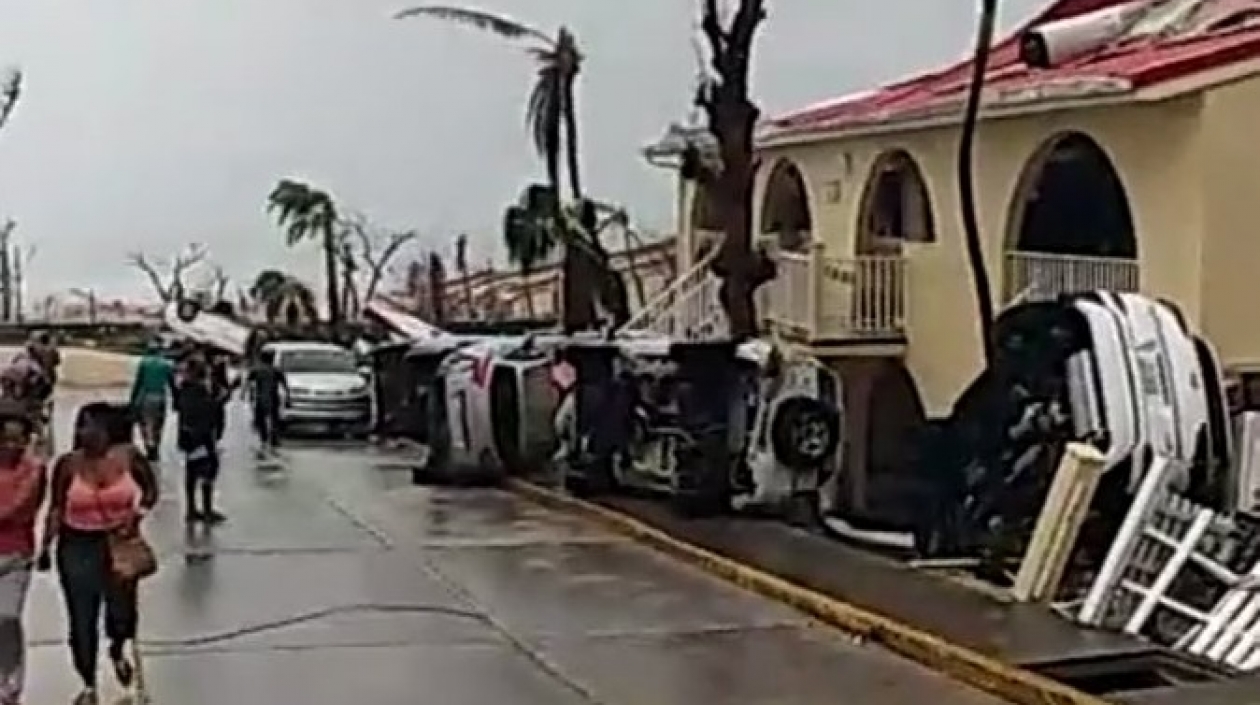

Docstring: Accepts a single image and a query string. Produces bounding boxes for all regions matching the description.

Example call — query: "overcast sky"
[0,0,1047,303]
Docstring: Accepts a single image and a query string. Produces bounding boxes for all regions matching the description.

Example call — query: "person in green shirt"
[129,340,177,462]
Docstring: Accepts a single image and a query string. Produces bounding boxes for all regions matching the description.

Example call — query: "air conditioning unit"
[1020,2,1144,69]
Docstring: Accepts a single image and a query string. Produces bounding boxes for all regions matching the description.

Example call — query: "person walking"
[37,402,158,705]
[246,348,284,455]
[128,340,177,462]
[174,360,224,524]
[207,352,234,445]
[0,402,45,705]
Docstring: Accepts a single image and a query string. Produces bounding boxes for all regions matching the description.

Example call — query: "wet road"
[24,391,1009,704]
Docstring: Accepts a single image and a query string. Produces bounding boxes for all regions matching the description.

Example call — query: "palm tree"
[249,269,288,318]
[272,278,318,327]
[250,270,318,325]
[266,179,343,325]
[0,70,21,134]
[395,6,604,330]
[957,0,1000,362]
[503,201,556,320]
[396,7,581,198]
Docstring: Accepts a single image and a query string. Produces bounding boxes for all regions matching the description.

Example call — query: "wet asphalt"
[21,390,1009,704]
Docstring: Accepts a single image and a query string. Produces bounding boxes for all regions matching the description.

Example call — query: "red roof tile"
[765,0,1260,139]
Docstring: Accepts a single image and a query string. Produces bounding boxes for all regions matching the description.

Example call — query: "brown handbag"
[107,522,158,583]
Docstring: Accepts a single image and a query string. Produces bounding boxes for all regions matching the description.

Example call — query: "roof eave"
[757,79,1137,149]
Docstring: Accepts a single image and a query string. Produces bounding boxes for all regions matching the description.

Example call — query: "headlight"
[289,386,313,397]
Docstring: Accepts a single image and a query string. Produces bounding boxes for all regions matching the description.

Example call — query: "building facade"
[640,0,1260,513]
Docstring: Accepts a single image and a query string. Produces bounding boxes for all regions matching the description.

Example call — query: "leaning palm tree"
[395,6,605,330]
[395,6,581,200]
[266,179,342,325]
[0,70,22,134]
[503,202,556,320]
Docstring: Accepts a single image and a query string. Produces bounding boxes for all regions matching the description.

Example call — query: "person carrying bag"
[37,402,158,705]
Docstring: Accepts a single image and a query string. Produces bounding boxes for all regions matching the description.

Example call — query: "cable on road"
[137,603,489,648]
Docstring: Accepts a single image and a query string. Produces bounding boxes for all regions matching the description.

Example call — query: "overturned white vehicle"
[873,291,1231,570]
[555,336,842,517]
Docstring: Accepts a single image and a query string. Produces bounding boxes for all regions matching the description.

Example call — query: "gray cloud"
[0,0,1046,301]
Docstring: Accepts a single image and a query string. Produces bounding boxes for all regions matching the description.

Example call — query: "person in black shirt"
[247,349,284,453]
[206,352,234,444]
[174,359,224,524]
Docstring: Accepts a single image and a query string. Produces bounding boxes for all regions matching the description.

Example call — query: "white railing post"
[1002,251,1140,305]
[807,241,823,337]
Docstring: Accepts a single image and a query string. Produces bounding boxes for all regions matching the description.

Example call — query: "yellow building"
[642,0,1260,512]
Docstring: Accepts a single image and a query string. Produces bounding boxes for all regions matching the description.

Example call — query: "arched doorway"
[759,159,813,253]
[855,150,936,256]
[1004,132,1138,301]
[1007,132,1136,258]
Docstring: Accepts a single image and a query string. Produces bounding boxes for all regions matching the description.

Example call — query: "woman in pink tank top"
[0,402,45,705]
[38,402,157,705]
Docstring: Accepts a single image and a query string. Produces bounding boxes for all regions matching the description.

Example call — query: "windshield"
[277,349,357,374]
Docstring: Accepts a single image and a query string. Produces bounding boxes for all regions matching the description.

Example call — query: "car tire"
[176,299,201,323]
[769,397,841,472]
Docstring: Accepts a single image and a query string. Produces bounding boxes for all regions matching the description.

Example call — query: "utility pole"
[11,246,22,323]
[0,220,15,323]
[11,245,30,323]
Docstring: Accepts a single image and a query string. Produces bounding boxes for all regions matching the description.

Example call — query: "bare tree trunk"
[322,226,342,325]
[0,244,11,324]
[699,0,769,341]
[12,250,22,323]
[958,0,999,362]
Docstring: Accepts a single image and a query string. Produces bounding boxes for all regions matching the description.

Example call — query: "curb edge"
[506,477,1113,705]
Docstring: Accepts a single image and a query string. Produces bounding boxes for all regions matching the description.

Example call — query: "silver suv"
[266,341,371,437]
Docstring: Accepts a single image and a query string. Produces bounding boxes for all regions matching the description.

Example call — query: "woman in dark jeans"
[37,403,157,705]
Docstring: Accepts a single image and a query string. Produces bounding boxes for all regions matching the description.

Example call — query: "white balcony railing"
[761,244,907,341]
[619,246,726,340]
[1003,251,1140,304]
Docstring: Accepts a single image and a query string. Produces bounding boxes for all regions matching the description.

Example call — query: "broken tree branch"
[126,243,208,302]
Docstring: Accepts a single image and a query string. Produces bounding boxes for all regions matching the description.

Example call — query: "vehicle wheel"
[176,299,201,323]
[769,397,841,472]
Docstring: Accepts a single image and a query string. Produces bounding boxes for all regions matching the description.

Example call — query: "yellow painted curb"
[507,478,1114,705]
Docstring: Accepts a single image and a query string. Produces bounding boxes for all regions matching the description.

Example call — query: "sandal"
[111,644,135,687]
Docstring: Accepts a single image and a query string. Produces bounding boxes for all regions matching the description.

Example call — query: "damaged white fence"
[1076,453,1260,670]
